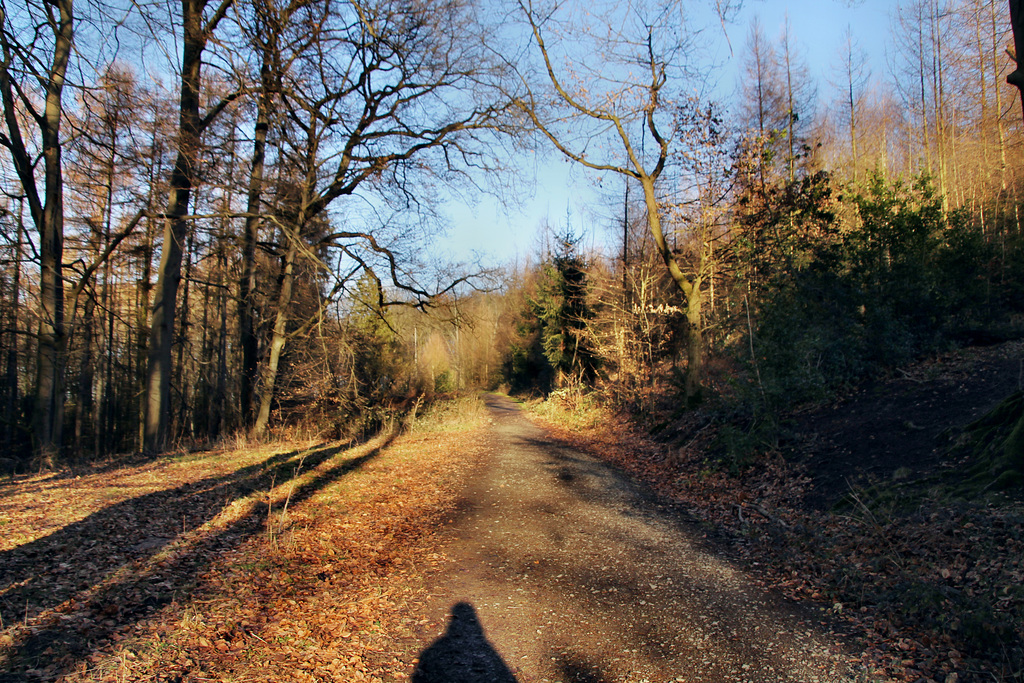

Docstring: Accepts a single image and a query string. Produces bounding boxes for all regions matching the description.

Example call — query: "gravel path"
[410,394,857,683]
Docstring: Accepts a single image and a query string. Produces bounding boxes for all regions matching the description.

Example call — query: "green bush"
[743,172,994,408]
[434,369,457,394]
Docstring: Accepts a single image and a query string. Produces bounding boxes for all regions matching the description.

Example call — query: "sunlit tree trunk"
[993,0,1008,191]
[840,27,865,184]
[931,0,950,209]
[145,0,233,452]
[639,175,704,406]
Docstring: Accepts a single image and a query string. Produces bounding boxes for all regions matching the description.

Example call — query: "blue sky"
[433,0,897,268]
[724,0,892,88]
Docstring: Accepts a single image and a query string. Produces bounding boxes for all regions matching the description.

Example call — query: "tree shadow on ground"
[411,602,518,683]
[0,433,395,681]
[0,442,308,503]
[0,444,266,498]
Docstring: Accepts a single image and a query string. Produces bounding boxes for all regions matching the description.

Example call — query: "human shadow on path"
[411,602,518,683]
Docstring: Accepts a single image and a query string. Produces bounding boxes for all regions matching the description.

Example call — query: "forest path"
[408,394,857,683]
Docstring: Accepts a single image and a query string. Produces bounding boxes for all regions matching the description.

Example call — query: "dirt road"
[407,394,858,683]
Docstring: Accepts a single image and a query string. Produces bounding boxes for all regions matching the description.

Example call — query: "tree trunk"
[639,175,703,405]
[846,37,859,183]
[74,290,96,457]
[34,0,73,465]
[1003,0,1024,477]
[784,27,796,184]
[136,118,162,452]
[34,170,66,465]
[144,0,206,452]
[1008,0,1024,116]
[0,0,74,464]
[253,230,299,436]
[685,288,703,408]
[4,205,23,456]
[993,0,1008,191]
[145,205,191,451]
[136,220,154,452]
[175,219,196,440]
[212,244,228,437]
[239,76,270,426]
[98,129,117,455]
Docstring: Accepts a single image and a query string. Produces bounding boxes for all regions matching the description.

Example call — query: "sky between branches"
[432,0,897,267]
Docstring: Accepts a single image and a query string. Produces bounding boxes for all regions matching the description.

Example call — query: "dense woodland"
[2,0,1024,468]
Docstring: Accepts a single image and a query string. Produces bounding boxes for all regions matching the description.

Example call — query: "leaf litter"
[2,358,1021,683]
[530,345,1024,683]
[0,417,488,682]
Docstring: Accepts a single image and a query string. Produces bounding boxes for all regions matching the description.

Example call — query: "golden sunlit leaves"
[0,419,488,682]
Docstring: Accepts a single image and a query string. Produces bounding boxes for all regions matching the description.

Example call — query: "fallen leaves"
[0,415,488,682]
[530,400,1024,683]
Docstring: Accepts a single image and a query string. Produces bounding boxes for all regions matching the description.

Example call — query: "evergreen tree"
[534,232,599,389]
[348,272,402,400]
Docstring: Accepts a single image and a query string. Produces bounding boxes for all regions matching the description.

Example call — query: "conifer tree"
[534,232,598,389]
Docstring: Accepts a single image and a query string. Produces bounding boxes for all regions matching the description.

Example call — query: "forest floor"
[0,343,1020,683]
[0,401,490,682]
[0,395,859,683]
[535,340,1024,683]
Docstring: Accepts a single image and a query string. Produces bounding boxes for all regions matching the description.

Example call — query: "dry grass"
[0,403,488,682]
[408,393,488,434]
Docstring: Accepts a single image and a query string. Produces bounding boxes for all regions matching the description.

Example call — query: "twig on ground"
[734,502,789,528]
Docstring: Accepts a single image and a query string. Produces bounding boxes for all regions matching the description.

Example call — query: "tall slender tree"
[0,0,74,462]
[836,26,870,183]
[143,0,238,452]
[511,0,732,405]
[739,18,787,190]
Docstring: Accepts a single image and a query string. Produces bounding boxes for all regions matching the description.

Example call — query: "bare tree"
[739,18,787,190]
[235,0,314,427]
[835,26,870,183]
[778,16,817,182]
[246,0,511,435]
[0,0,74,462]
[509,0,722,405]
[893,0,936,174]
[143,0,238,452]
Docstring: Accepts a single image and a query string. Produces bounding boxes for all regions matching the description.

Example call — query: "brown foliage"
[0,415,487,681]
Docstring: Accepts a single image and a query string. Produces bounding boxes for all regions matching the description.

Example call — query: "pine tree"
[534,232,599,389]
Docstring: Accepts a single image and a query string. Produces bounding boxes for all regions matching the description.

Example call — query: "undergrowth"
[528,386,606,431]
[526,383,1024,683]
[408,394,487,433]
